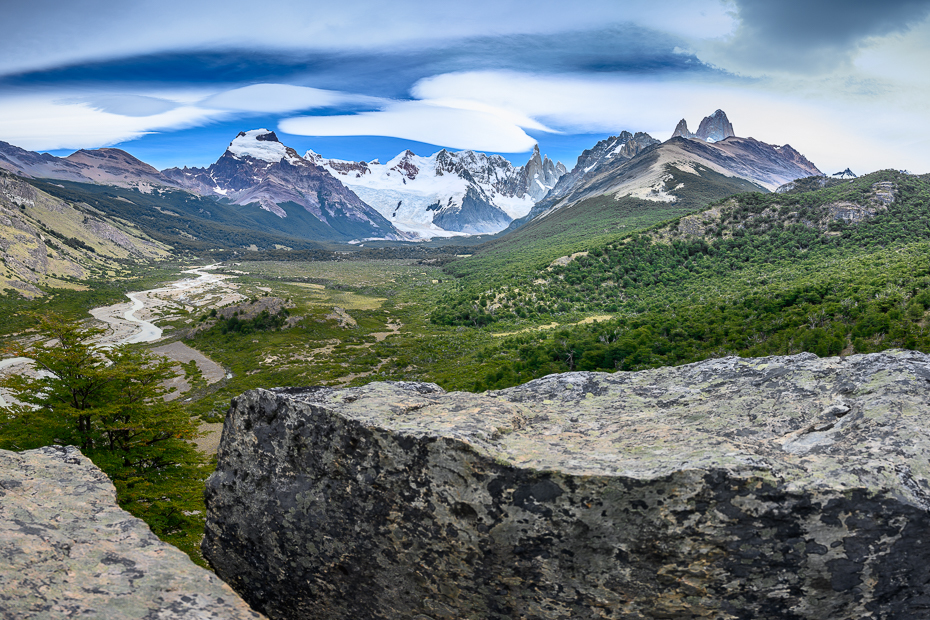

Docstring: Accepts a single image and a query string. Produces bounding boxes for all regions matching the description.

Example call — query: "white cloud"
[0,1,734,77]
[280,100,539,152]
[411,70,930,174]
[200,84,375,113]
[0,93,222,151]
[0,83,371,151]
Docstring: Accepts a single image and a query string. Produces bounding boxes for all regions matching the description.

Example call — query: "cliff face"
[204,351,930,620]
[0,445,263,619]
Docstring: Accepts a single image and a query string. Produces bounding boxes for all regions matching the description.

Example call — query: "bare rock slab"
[203,351,930,619]
[0,445,263,619]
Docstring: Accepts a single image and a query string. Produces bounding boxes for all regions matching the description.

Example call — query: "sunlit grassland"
[177,260,504,421]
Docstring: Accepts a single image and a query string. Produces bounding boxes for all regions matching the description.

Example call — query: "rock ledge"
[204,351,930,619]
[0,445,263,619]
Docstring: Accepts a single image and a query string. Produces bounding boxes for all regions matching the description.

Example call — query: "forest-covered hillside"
[431,170,930,389]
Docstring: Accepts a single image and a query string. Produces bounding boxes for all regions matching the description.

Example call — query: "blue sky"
[2,0,930,174]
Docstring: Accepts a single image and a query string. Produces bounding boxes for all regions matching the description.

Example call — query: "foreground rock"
[204,351,930,619]
[0,445,263,619]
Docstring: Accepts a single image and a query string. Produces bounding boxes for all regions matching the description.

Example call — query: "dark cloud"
[0,26,728,99]
[721,0,930,72]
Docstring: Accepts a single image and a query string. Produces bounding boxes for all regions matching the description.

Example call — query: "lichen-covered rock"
[203,351,930,619]
[0,445,264,619]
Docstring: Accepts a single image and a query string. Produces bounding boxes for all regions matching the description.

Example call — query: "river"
[0,264,234,403]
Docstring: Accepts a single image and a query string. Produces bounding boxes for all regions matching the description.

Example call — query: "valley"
[7,3,930,616]
[1,109,929,591]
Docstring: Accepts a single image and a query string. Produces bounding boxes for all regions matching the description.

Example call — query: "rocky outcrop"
[0,445,263,619]
[695,109,735,142]
[672,118,693,139]
[204,350,930,620]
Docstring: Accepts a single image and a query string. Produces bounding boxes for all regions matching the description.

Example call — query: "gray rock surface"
[695,109,736,142]
[0,445,263,619]
[204,350,930,619]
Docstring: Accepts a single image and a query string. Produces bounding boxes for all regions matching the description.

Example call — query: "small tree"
[1,313,207,541]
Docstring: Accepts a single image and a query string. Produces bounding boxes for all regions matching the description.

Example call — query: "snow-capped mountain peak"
[670,110,736,143]
[228,129,301,164]
[160,130,408,241]
[831,168,857,179]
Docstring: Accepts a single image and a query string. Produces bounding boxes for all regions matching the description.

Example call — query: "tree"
[0,313,208,542]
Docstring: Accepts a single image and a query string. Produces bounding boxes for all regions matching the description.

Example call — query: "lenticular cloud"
[280,100,539,153]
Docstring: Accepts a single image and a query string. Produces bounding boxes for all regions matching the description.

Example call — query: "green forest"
[429,170,930,390]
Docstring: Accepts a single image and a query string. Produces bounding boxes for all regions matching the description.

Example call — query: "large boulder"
[203,351,930,619]
[0,445,263,619]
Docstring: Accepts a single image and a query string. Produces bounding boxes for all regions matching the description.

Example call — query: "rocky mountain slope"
[305,145,567,237]
[163,130,408,242]
[205,350,930,619]
[540,131,659,206]
[0,170,170,296]
[0,445,263,619]
[515,110,821,230]
[0,140,178,189]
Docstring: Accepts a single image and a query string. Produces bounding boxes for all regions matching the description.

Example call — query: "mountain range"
[514,110,822,229]
[0,109,824,257]
[306,144,566,237]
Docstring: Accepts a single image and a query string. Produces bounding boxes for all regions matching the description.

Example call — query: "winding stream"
[92,264,225,347]
[0,264,230,399]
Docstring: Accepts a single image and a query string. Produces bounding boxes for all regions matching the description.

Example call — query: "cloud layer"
[2,2,930,173]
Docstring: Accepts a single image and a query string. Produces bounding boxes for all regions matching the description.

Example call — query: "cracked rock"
[204,350,930,619]
[0,445,263,619]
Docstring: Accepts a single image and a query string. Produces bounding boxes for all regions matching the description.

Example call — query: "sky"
[1,0,930,175]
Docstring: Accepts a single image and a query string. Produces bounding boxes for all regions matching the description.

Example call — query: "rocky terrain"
[0,445,263,619]
[306,144,567,237]
[541,131,659,204]
[204,350,930,619]
[0,141,177,189]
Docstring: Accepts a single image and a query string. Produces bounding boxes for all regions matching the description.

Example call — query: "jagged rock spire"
[695,110,735,143]
[672,119,693,139]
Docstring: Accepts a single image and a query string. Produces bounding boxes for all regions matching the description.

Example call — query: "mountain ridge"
[306,144,567,237]
[162,130,408,242]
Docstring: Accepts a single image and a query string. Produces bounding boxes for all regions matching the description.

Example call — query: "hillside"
[430,170,930,389]
[0,171,170,296]
[28,178,342,255]
[443,152,766,285]
[0,141,178,189]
